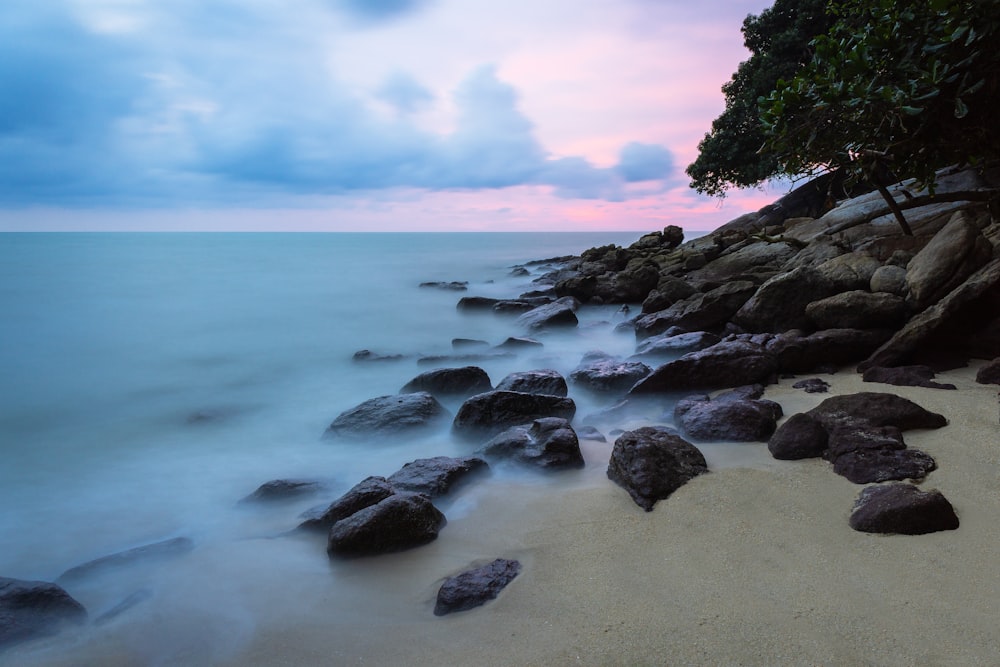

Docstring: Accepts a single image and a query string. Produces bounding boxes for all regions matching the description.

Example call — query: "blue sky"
[0,0,780,231]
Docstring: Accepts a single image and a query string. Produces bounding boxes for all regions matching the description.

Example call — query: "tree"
[759,0,1000,232]
[686,0,833,197]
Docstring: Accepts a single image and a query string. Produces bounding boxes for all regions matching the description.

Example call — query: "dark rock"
[631,331,721,360]
[862,365,957,390]
[674,389,782,442]
[453,391,577,442]
[298,476,396,532]
[495,369,568,397]
[0,577,87,647]
[515,297,579,331]
[569,359,651,394]
[400,366,493,398]
[452,338,490,350]
[324,392,450,439]
[767,413,829,460]
[686,240,799,285]
[493,300,540,314]
[906,209,994,310]
[480,418,584,469]
[434,558,522,616]
[767,329,894,374]
[641,278,698,313]
[634,281,756,338]
[824,426,905,461]
[327,493,446,558]
[239,479,325,503]
[56,537,194,585]
[870,265,908,296]
[510,266,531,277]
[93,589,153,626]
[494,336,544,351]
[976,357,1000,384]
[387,456,489,497]
[420,281,468,291]
[352,349,406,363]
[457,296,501,311]
[805,291,907,330]
[576,425,606,442]
[629,340,777,394]
[733,266,837,332]
[849,483,959,535]
[815,252,882,292]
[832,448,937,484]
[606,426,708,511]
[792,378,830,393]
[806,392,948,433]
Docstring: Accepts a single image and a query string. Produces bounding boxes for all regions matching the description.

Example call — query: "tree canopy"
[689,0,1000,204]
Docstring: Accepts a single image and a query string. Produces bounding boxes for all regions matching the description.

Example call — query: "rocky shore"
[5,167,1000,664]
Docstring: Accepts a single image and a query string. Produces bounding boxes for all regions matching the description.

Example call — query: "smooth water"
[4,231,698,662]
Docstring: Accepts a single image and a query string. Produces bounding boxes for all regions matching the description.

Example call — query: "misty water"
[1,230,750,664]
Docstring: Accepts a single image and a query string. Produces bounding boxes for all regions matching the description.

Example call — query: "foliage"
[686,0,833,197]
[760,0,1000,192]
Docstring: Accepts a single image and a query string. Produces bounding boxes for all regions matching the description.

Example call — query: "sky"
[0,0,784,232]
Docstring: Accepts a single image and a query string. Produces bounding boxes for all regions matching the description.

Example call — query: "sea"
[2,230,699,664]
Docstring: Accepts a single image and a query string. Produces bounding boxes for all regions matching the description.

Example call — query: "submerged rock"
[849,483,959,535]
[0,577,87,647]
[239,479,325,504]
[452,391,576,442]
[56,537,195,584]
[569,359,651,395]
[495,369,568,397]
[434,558,521,616]
[298,476,396,532]
[324,392,450,439]
[515,297,579,331]
[400,366,493,399]
[327,493,446,558]
[606,426,708,511]
[480,418,584,469]
[387,456,489,497]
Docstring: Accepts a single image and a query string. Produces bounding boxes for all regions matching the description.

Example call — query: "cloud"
[616,142,674,182]
[333,0,433,24]
[376,71,435,113]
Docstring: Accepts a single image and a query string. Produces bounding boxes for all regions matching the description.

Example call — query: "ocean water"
[2,230,695,663]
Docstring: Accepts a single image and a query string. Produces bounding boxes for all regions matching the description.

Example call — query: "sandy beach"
[7,362,999,667]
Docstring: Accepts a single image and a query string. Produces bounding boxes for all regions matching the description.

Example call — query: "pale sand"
[9,364,1000,666]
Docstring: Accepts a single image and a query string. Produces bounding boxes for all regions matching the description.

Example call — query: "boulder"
[495,369,568,397]
[634,281,756,338]
[674,389,782,442]
[452,391,577,442]
[685,240,799,284]
[495,336,544,350]
[387,456,489,497]
[806,392,948,433]
[815,252,883,292]
[641,278,698,313]
[791,378,830,393]
[976,357,1000,384]
[480,418,584,469]
[56,537,195,585]
[456,296,501,311]
[298,476,396,532]
[631,331,721,360]
[576,425,607,442]
[452,338,490,350]
[766,328,894,374]
[400,367,493,399]
[0,577,87,647]
[352,349,406,363]
[906,210,994,311]
[434,558,522,616]
[862,365,957,390]
[831,447,937,484]
[420,281,468,291]
[629,340,777,394]
[805,291,907,330]
[606,426,708,511]
[870,265,908,296]
[848,483,959,535]
[239,479,325,504]
[324,393,450,439]
[823,426,905,461]
[569,359,651,394]
[767,413,829,460]
[732,266,837,332]
[327,493,446,558]
[516,297,579,331]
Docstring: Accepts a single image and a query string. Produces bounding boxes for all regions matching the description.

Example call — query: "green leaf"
[954,98,969,119]
[901,106,924,115]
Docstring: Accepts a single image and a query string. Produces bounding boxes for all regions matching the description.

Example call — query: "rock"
[417,352,515,366]
[352,349,406,363]
[629,340,777,394]
[56,537,195,585]
[93,589,153,626]
[324,392,450,439]
[641,277,698,313]
[674,389,782,442]
[480,418,584,469]
[870,265,908,296]
[457,296,501,311]
[631,331,722,360]
[493,300,540,314]
[515,297,579,331]
[849,483,959,535]
[494,336,544,351]
[606,426,709,511]
[239,479,325,503]
[767,328,894,374]
[815,252,883,292]
[832,448,937,484]
[906,210,994,311]
[576,425,606,442]
[732,266,837,332]
[686,240,799,284]
[400,367,493,398]
[0,577,87,647]
[327,493,446,558]
[824,426,905,461]
[976,357,1000,384]
[792,378,830,393]
[634,281,757,338]
[420,281,468,291]
[860,258,1000,370]
[434,558,522,616]
[767,413,829,460]
[862,365,957,390]
[495,369,568,397]
[387,456,489,497]
[569,359,651,394]
[452,391,577,442]
[297,476,397,532]
[805,291,907,330]
[806,392,948,433]
[452,338,490,350]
